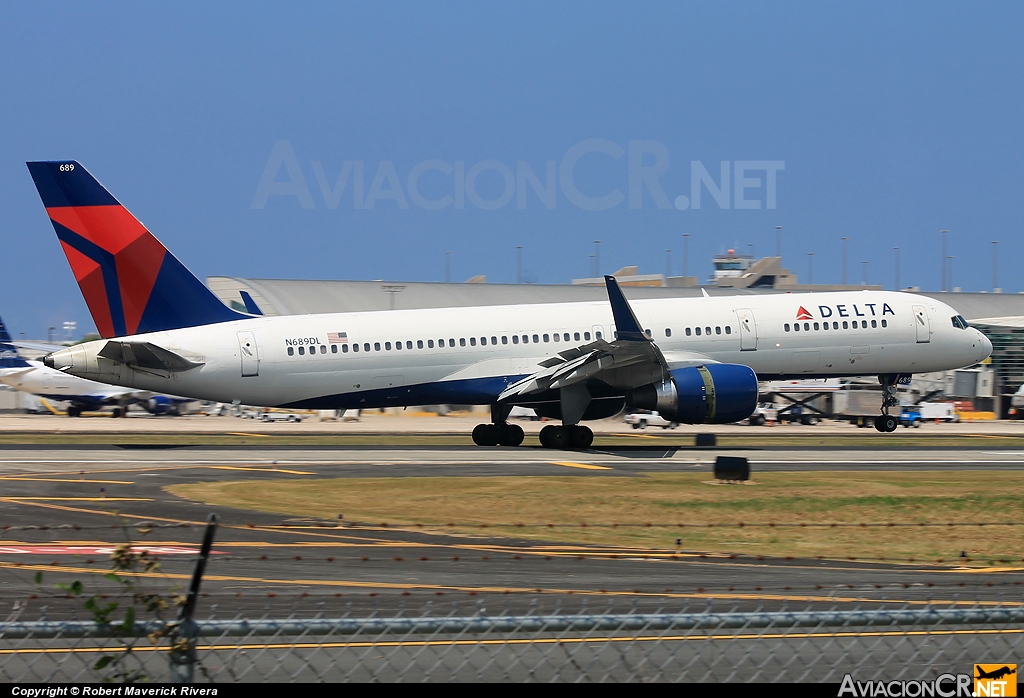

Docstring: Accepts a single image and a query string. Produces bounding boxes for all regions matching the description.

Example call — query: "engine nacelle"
[626,364,758,424]
[145,395,177,415]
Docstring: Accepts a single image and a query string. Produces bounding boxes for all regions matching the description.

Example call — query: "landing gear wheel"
[539,424,570,449]
[472,423,500,446]
[67,406,81,418]
[569,425,594,449]
[875,415,898,432]
[111,407,123,419]
[499,423,524,447]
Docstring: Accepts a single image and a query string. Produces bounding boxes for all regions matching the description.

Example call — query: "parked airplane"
[28,161,991,446]
[0,315,191,417]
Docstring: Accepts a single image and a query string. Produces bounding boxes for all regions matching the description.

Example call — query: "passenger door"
[912,305,931,343]
[736,308,758,351]
[237,331,260,377]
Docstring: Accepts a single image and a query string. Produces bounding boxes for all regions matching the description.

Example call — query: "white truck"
[623,410,678,429]
[917,402,959,422]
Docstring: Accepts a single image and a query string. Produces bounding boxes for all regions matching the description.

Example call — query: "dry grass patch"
[167,471,1024,564]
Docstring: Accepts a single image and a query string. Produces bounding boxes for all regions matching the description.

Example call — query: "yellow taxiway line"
[551,461,612,471]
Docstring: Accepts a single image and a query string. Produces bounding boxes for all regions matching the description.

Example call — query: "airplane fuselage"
[48,290,990,412]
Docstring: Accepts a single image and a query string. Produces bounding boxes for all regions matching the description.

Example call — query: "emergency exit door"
[912,305,931,343]
[736,308,758,351]
[237,331,260,377]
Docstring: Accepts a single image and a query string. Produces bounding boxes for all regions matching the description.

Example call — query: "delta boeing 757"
[28,161,990,448]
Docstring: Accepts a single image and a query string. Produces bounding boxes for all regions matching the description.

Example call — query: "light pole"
[445,251,451,283]
[940,230,949,291]
[894,247,900,291]
[47,326,55,343]
[665,249,672,279]
[516,246,523,284]
[947,255,954,290]
[861,261,868,286]
[992,241,999,292]
[841,237,848,285]
[807,252,813,284]
[775,226,782,258]
[594,240,601,277]
[747,243,753,259]
[682,234,689,276]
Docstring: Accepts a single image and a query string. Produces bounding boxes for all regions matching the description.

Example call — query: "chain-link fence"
[2,599,1022,682]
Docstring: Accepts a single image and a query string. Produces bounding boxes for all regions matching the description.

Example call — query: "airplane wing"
[12,340,71,353]
[499,276,708,402]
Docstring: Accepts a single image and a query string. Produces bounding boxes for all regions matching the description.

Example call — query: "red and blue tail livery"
[26,161,246,338]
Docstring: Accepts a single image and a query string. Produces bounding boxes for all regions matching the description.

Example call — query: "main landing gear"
[471,422,525,447]
[539,424,593,450]
[874,374,901,433]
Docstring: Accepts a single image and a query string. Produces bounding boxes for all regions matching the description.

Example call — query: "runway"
[1,440,1022,624]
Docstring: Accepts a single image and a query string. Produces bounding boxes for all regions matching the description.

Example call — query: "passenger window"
[287,346,294,356]
[492,336,498,345]
[407,341,413,349]
[696,327,702,336]
[665,328,672,337]
[502,336,508,345]
[705,327,711,335]
[541,334,547,342]
[342,344,349,353]
[715,326,721,335]
[469,337,476,346]
[794,323,800,332]
[564,333,570,341]
[574,332,580,341]
[460,338,466,347]
[449,339,455,347]
[686,327,692,336]
[871,320,877,328]
[353,344,360,353]
[364,343,371,352]
[832,322,838,330]
[417,340,424,349]
[595,331,602,339]
[842,322,848,329]
[533,334,539,343]
[822,323,828,330]
[585,332,592,340]
[725,326,731,334]
[645,329,652,338]
[374,342,380,351]
[331,345,337,354]
[861,320,868,328]
[513,335,519,344]
[396,341,403,350]
[803,323,809,331]
[480,337,486,345]
[385,342,391,350]
[298,346,305,355]
[553,333,559,342]
[784,324,790,332]
[813,322,819,330]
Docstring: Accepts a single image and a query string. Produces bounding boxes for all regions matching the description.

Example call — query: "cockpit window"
[951,315,970,329]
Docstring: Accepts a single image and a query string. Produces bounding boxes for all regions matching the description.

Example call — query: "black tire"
[570,425,594,449]
[111,407,122,419]
[499,423,525,447]
[750,415,765,426]
[881,415,898,432]
[67,406,81,418]
[540,425,570,449]
[539,424,556,448]
[631,423,640,430]
[472,423,500,446]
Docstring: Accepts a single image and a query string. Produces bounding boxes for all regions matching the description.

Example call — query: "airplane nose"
[976,331,992,361]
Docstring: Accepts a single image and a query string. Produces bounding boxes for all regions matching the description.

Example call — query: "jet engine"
[144,395,178,416]
[626,364,758,424]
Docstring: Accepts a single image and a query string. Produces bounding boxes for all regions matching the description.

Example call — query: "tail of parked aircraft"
[26,161,247,338]
[0,316,31,369]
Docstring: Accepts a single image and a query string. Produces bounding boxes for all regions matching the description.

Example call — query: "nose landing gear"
[874,375,902,432]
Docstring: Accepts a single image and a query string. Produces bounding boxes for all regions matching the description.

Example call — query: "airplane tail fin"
[26,161,247,338]
[0,316,31,368]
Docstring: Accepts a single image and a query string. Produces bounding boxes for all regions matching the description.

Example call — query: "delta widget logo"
[796,306,813,320]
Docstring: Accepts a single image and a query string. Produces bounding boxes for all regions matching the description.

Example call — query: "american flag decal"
[327,332,348,344]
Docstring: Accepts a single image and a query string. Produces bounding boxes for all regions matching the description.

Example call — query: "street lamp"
[682,234,689,276]
[665,249,672,279]
[841,237,848,285]
[775,226,782,258]
[861,261,868,286]
[807,252,813,284]
[940,230,949,291]
[594,240,601,277]
[947,255,954,290]
[992,241,999,292]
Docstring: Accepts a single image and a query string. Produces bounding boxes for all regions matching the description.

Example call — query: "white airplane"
[0,315,192,417]
[28,161,991,446]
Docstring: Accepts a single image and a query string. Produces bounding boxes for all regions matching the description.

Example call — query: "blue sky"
[1,2,1021,338]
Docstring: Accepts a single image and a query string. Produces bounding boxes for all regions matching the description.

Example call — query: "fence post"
[169,513,218,683]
